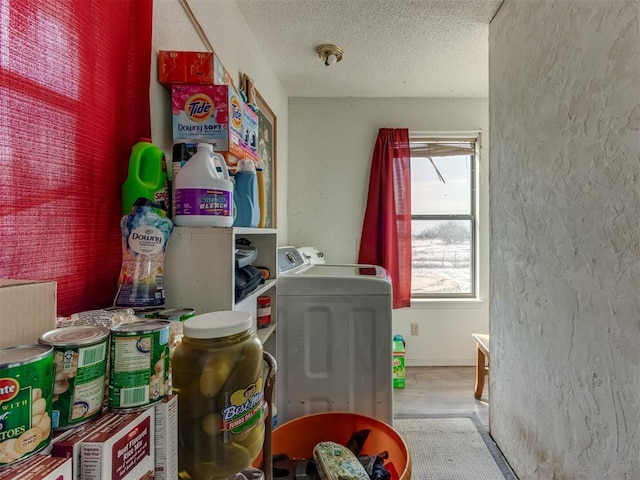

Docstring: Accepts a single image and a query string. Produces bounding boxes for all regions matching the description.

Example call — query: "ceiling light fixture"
[316,44,344,66]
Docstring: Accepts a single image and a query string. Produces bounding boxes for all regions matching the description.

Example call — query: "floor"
[393,366,489,427]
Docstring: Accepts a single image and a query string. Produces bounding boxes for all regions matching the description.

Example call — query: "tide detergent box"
[172,84,257,160]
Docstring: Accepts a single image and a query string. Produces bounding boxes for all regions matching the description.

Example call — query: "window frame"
[409,133,480,300]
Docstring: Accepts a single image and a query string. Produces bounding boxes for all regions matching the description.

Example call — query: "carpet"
[394,414,516,479]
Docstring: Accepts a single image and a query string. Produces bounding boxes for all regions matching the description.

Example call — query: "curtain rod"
[410,130,481,138]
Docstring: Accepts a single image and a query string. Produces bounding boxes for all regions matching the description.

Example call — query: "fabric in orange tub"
[253,412,411,480]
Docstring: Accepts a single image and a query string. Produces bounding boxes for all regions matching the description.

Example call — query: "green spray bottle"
[122,139,169,216]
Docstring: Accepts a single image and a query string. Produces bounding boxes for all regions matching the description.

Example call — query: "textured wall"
[489,0,640,478]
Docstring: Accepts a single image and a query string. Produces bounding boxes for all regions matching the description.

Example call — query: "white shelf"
[257,324,276,343]
[163,226,278,353]
[236,279,276,310]
[234,227,277,235]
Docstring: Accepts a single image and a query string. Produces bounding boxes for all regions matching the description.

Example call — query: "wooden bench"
[471,333,490,399]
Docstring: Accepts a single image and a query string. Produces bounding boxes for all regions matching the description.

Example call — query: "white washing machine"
[296,245,327,264]
[276,246,394,426]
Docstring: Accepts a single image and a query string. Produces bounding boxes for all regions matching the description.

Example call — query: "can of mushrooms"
[0,344,54,469]
[39,325,110,430]
[108,320,170,412]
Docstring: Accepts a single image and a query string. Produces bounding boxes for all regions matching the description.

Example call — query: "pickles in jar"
[215,335,263,411]
[173,312,265,480]
[199,350,239,398]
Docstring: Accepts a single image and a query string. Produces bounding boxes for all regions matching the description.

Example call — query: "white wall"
[288,98,489,365]
[490,0,640,477]
[150,0,289,244]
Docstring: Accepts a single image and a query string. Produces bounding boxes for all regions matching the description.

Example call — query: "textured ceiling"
[234,0,504,98]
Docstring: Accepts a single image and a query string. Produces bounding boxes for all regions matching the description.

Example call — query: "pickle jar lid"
[183,311,253,339]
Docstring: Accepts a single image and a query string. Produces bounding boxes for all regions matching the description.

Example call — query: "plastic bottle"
[256,167,266,228]
[233,159,260,228]
[114,198,173,307]
[173,143,234,227]
[171,142,197,218]
[393,334,406,389]
[122,139,169,216]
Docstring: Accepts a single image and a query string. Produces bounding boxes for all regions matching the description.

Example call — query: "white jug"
[174,143,234,227]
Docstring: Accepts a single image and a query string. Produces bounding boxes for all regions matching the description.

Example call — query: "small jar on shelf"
[256,295,272,328]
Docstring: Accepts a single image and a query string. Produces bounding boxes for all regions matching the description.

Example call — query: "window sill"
[410,297,485,309]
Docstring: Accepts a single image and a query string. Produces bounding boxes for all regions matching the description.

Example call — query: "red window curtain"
[0,0,153,316]
[358,128,412,309]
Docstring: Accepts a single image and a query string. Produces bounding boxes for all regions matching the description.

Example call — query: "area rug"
[394,414,516,479]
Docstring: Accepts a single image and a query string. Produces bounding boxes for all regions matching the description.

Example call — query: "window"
[409,135,478,298]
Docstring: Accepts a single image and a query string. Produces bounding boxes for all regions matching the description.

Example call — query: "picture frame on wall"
[254,90,277,228]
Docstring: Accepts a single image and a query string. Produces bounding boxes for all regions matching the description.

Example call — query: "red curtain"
[358,128,412,309]
[0,0,153,316]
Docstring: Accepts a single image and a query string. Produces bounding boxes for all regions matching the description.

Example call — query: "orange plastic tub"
[253,412,411,480]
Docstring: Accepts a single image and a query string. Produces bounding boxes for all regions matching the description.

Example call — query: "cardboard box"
[214,54,233,85]
[158,50,232,86]
[51,411,120,480]
[0,279,56,348]
[172,84,258,161]
[80,408,154,480]
[239,102,259,161]
[0,455,72,480]
[153,395,178,480]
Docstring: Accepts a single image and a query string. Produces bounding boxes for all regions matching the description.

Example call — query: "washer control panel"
[277,246,305,274]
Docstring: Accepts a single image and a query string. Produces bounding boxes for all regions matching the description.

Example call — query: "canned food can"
[0,344,54,469]
[257,296,271,328]
[108,320,170,412]
[38,326,110,430]
[156,308,195,322]
[132,306,165,319]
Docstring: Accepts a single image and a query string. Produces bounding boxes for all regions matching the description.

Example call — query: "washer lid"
[291,264,387,277]
[277,264,392,296]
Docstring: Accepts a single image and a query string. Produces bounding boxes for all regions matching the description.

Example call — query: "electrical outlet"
[411,322,419,336]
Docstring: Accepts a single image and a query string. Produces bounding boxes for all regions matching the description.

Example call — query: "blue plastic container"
[233,159,260,228]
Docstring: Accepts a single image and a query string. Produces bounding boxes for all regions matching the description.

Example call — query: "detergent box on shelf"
[239,101,259,161]
[172,84,257,161]
[158,50,232,86]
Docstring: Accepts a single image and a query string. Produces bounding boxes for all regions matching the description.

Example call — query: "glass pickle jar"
[173,311,265,480]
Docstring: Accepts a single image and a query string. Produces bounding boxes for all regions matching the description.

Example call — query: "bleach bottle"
[174,143,234,227]
[233,159,260,228]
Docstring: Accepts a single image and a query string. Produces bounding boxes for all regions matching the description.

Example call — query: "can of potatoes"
[38,325,110,430]
[0,344,54,469]
[108,320,170,412]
